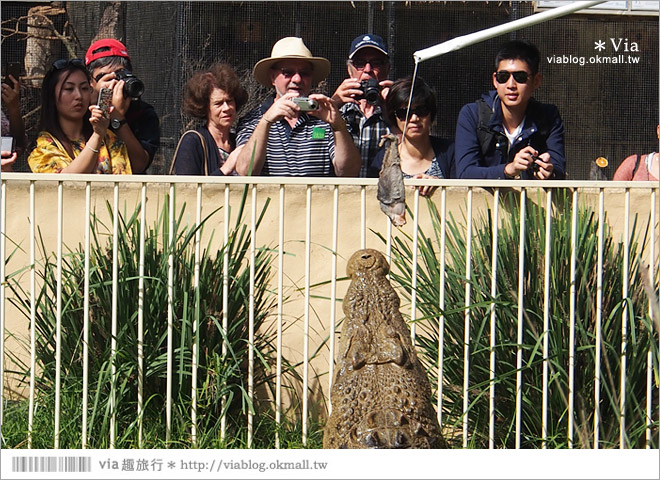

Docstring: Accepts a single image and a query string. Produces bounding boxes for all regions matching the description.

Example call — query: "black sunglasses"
[395,105,431,121]
[349,58,388,70]
[52,58,86,70]
[495,70,532,84]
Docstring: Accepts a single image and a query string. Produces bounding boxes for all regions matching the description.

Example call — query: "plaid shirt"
[340,102,391,177]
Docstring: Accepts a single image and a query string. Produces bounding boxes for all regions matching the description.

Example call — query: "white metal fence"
[1,173,658,449]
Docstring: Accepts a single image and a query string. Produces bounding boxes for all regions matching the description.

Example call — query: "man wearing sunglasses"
[235,37,360,177]
[455,40,565,180]
[85,39,160,174]
[331,34,393,177]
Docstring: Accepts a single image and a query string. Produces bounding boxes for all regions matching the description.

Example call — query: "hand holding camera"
[292,97,319,112]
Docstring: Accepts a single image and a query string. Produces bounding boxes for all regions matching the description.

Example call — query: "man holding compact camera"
[235,37,360,177]
[455,40,565,180]
[85,38,160,174]
[331,34,393,177]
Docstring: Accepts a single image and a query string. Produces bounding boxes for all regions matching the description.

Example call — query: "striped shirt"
[236,98,336,176]
[340,102,391,177]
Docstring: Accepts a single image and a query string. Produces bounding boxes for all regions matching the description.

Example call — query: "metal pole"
[413,1,605,63]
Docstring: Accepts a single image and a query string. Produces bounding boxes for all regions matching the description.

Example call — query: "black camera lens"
[358,78,381,106]
[115,70,144,99]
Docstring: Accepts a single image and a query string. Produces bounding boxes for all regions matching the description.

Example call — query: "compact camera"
[292,97,319,111]
[115,69,144,99]
[356,78,382,105]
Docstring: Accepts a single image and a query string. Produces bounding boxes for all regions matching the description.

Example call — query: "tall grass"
[3,189,320,448]
[378,189,658,448]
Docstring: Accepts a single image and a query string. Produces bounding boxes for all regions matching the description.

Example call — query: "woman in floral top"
[28,59,131,174]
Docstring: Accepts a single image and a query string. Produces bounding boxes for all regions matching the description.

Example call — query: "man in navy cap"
[331,34,393,177]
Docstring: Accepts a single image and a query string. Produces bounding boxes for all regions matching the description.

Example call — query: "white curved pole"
[413,1,605,63]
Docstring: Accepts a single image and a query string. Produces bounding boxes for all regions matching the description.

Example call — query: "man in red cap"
[85,38,160,173]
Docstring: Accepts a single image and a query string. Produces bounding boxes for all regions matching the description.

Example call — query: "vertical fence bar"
[302,185,312,445]
[110,183,119,448]
[248,185,257,447]
[275,184,284,448]
[191,184,202,446]
[568,188,578,447]
[647,190,656,449]
[328,186,339,415]
[410,189,420,343]
[620,188,630,448]
[221,184,230,442]
[54,182,63,448]
[542,189,553,448]
[28,182,36,448]
[360,186,366,249]
[515,188,526,449]
[462,188,473,448]
[0,181,5,431]
[82,182,91,448]
[166,184,175,443]
[437,187,447,429]
[594,188,605,449]
[489,189,500,449]
[137,184,146,448]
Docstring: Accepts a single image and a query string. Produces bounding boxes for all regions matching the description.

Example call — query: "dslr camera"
[115,69,144,99]
[356,78,381,106]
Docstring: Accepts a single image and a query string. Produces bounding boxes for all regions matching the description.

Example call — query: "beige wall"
[2,178,658,408]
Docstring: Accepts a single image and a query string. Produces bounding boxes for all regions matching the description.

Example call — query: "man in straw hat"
[235,37,360,176]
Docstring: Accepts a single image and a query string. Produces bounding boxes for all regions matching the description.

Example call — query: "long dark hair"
[38,59,93,157]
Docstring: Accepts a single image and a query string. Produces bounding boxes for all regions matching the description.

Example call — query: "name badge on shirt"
[312,127,326,139]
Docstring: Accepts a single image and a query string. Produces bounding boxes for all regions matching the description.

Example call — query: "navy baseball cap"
[348,34,389,59]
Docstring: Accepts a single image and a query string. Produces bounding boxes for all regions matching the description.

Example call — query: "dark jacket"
[455,90,566,179]
[172,126,231,176]
[367,136,455,179]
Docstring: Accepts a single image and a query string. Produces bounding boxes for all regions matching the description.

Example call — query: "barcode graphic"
[11,456,92,473]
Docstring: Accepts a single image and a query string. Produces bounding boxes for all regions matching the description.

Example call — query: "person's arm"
[330,121,361,177]
[109,81,151,173]
[455,103,507,179]
[541,106,566,179]
[612,155,636,181]
[1,151,17,172]
[235,96,299,176]
[1,75,26,152]
[309,94,361,177]
[235,117,271,176]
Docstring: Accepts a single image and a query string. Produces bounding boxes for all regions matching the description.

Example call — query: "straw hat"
[253,37,330,87]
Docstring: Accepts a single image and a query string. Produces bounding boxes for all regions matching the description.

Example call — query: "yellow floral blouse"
[28,130,132,174]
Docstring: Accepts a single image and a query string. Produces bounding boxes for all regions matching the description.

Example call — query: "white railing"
[0,173,658,449]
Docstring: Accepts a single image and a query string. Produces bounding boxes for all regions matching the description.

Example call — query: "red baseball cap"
[85,38,130,66]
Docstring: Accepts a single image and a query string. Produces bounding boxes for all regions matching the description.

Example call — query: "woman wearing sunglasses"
[368,76,454,195]
[28,59,131,174]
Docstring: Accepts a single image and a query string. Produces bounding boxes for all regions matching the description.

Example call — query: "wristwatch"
[110,118,127,131]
